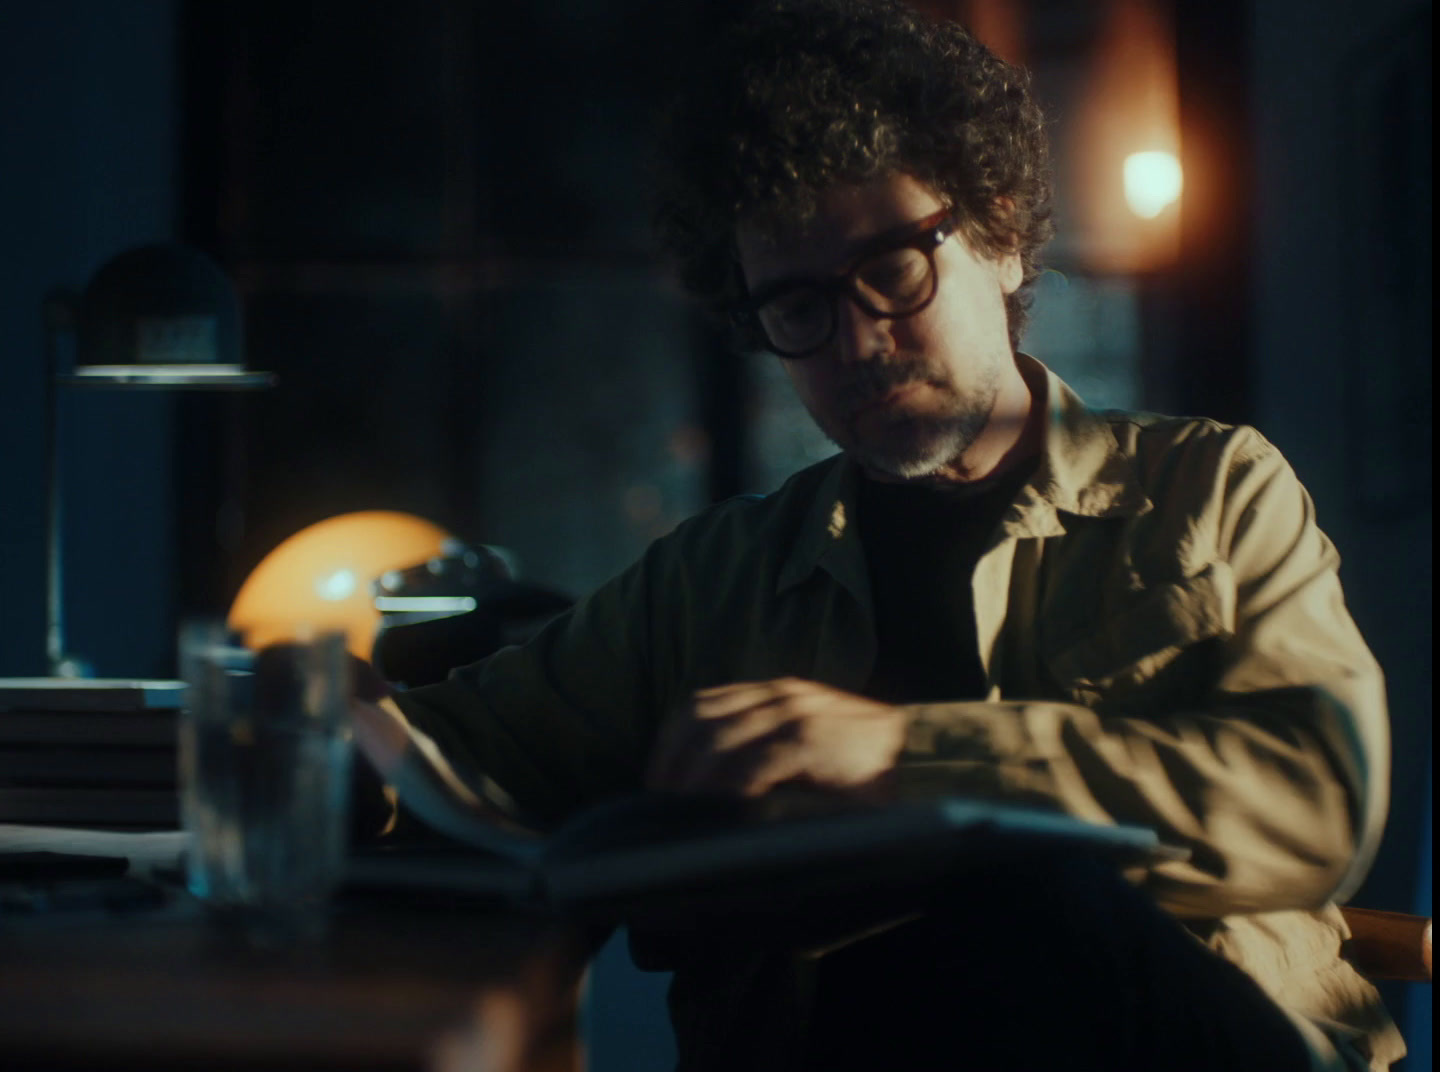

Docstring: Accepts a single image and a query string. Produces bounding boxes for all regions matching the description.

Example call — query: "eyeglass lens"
[756,245,937,357]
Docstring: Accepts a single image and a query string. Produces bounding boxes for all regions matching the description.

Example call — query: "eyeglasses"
[731,210,958,359]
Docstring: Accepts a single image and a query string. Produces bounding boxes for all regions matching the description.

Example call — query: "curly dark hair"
[652,0,1054,349]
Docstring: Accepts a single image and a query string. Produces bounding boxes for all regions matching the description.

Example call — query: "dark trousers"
[654,851,1315,1072]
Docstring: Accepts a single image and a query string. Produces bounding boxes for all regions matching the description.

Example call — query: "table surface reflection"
[0,882,591,1072]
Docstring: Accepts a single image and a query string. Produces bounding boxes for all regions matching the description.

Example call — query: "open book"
[344,701,1188,925]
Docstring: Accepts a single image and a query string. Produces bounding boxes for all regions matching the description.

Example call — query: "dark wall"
[0,0,178,678]
[1250,1,1431,1058]
[175,0,724,613]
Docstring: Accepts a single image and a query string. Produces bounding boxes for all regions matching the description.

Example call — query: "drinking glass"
[178,621,352,937]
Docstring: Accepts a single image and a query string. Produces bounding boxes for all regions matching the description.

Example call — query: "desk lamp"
[227,511,454,662]
[43,244,274,676]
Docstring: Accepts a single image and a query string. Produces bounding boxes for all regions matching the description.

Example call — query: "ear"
[990,197,1024,295]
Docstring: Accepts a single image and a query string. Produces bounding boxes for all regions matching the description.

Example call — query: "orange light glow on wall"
[228,511,452,660]
[950,0,1026,67]
[1067,0,1182,273]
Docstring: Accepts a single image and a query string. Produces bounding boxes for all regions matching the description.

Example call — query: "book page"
[355,698,546,863]
[538,795,1182,915]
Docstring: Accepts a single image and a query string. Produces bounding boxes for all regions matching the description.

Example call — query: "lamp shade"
[62,243,272,388]
[77,243,242,367]
[228,511,453,661]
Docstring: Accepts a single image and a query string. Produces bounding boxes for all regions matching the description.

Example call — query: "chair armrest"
[1339,906,1432,982]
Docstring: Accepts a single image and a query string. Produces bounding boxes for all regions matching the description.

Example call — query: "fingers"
[646,680,809,790]
[690,678,806,716]
[647,678,896,796]
[649,703,801,794]
[668,720,813,797]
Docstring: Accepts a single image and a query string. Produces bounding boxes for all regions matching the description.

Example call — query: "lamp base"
[47,655,96,680]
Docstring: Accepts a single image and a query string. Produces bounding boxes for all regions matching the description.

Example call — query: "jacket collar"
[776,353,1152,596]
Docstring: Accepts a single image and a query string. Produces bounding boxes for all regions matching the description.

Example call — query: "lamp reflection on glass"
[227,511,454,661]
[43,244,274,676]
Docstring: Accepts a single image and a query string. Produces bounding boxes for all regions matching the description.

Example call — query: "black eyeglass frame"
[730,209,959,359]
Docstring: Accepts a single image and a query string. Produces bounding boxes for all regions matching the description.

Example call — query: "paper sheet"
[0,824,188,875]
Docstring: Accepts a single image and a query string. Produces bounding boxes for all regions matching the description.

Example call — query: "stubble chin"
[832,389,996,479]
[844,416,977,478]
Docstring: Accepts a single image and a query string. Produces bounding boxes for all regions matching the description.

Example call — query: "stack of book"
[0,679,183,830]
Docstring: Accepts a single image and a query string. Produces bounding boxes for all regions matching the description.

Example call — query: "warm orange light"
[228,511,452,660]
[1123,151,1183,219]
[954,0,1026,67]
[1066,0,1182,272]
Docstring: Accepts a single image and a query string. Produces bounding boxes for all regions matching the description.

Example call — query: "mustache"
[836,358,938,412]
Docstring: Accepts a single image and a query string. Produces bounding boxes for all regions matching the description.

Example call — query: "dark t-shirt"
[857,458,1038,705]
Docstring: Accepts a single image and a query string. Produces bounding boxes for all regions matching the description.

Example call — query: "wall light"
[1063,0,1182,274]
[1123,150,1183,219]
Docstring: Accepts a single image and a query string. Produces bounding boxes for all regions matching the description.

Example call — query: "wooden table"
[0,885,593,1071]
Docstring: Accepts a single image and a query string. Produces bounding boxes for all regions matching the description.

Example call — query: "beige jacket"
[397,355,1404,1069]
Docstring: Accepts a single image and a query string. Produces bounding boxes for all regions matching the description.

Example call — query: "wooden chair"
[1338,906,1432,982]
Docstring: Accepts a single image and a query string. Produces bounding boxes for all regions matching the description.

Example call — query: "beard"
[814,354,1002,479]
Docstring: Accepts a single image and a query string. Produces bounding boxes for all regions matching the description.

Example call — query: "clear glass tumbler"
[178,621,352,937]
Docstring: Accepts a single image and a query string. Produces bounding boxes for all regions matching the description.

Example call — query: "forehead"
[736,173,947,290]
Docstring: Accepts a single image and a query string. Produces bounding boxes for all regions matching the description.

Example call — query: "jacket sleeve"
[390,540,671,829]
[894,431,1389,919]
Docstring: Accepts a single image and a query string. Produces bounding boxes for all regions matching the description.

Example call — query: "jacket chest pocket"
[1043,561,1236,708]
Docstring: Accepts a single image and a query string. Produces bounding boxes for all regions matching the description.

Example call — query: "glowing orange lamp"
[228,511,453,660]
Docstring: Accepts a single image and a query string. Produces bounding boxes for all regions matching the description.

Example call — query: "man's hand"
[645,678,908,798]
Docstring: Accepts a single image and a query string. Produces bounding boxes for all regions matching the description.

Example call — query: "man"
[351,2,1404,1068]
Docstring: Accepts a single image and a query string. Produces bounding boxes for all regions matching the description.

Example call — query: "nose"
[833,295,895,365]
